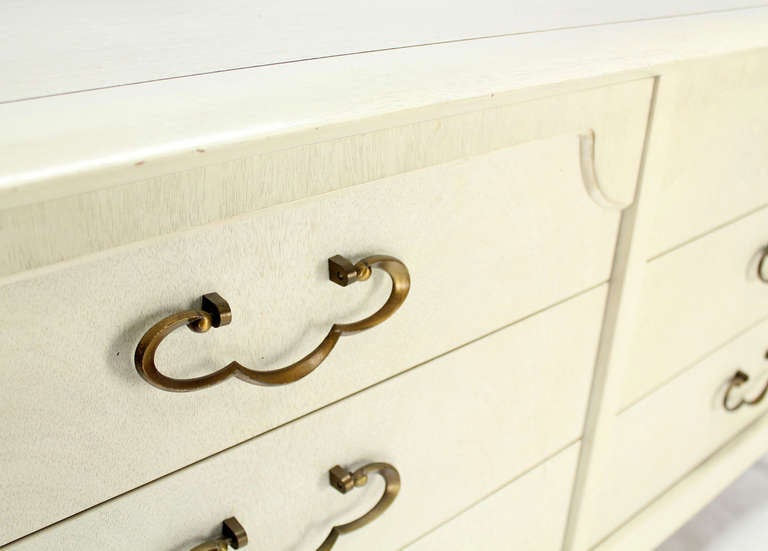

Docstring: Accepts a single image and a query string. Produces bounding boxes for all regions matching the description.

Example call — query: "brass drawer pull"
[319,462,401,550]
[723,351,768,412]
[187,463,398,550]
[190,517,248,551]
[134,254,410,392]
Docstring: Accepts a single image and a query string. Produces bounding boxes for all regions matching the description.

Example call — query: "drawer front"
[590,315,768,546]
[5,287,604,550]
[0,105,638,541]
[645,49,768,257]
[621,204,768,408]
[404,444,580,551]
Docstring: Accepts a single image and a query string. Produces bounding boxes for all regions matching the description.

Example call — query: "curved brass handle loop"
[758,248,768,283]
[318,462,401,551]
[134,254,410,392]
[724,364,768,413]
[723,370,751,412]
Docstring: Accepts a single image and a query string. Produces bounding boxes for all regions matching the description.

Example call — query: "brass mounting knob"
[189,517,248,551]
[134,254,410,392]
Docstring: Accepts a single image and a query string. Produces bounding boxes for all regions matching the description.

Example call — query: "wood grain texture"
[3,11,767,209]
[588,316,768,547]
[0,78,653,279]
[643,49,768,257]
[403,444,580,551]
[0,1,758,103]
[3,290,603,550]
[0,133,616,544]
[2,27,768,551]
[621,204,768,409]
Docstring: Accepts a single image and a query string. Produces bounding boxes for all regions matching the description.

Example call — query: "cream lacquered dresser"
[2,6,768,550]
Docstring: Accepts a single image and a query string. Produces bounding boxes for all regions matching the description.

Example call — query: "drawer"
[4,287,604,549]
[590,315,768,547]
[621,204,768,408]
[403,444,580,551]
[645,49,768,257]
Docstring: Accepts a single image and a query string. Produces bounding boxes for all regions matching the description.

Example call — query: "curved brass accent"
[318,462,401,550]
[724,352,768,412]
[723,370,751,412]
[190,517,248,551]
[134,254,410,392]
[758,248,768,283]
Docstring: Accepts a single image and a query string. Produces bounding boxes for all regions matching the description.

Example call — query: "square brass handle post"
[187,462,399,550]
[189,517,248,551]
[723,349,768,412]
[134,254,410,392]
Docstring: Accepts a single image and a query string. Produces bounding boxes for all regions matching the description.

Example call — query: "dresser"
[2,6,768,550]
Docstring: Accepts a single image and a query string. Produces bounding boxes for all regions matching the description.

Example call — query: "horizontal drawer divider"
[618,312,768,414]
[396,438,580,551]
[593,411,768,549]
[2,280,606,548]
[647,201,768,263]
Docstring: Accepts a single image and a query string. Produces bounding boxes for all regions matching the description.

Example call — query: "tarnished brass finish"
[186,464,397,550]
[189,517,248,551]
[134,254,410,392]
[723,351,768,412]
[318,462,401,550]
[723,370,751,412]
[759,248,768,283]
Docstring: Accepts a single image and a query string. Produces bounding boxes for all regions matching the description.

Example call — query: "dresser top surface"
[1,8,767,210]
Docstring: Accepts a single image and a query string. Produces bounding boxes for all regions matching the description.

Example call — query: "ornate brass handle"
[723,351,768,412]
[187,463,398,550]
[190,517,248,551]
[318,462,401,550]
[134,254,410,392]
